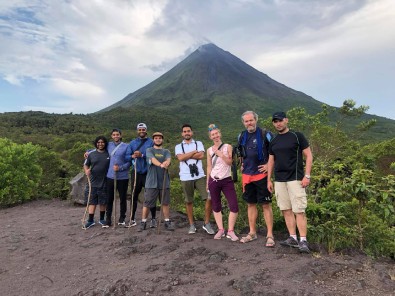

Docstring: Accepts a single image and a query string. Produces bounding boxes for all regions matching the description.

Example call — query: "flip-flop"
[240,233,257,243]
[266,236,275,247]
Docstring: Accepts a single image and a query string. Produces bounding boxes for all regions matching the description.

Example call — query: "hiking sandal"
[240,233,257,243]
[265,236,275,247]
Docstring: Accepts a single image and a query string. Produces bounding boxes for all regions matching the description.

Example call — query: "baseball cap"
[272,112,286,121]
[136,123,147,130]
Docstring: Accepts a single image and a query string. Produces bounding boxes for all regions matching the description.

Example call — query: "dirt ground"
[1,199,394,296]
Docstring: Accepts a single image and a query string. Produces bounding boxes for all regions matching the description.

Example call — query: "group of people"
[83,110,313,253]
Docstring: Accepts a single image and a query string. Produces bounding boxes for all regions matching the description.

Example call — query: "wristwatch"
[305,175,311,179]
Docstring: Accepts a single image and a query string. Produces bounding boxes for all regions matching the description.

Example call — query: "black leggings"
[106,178,129,220]
[130,172,156,220]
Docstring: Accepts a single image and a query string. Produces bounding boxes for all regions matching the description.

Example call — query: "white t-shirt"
[175,139,206,181]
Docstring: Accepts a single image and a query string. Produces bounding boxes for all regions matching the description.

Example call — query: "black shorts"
[242,177,272,204]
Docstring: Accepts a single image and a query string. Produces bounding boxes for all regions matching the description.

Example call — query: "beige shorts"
[274,181,307,213]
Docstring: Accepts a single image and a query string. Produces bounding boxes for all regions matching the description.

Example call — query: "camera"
[188,163,199,177]
[235,144,246,159]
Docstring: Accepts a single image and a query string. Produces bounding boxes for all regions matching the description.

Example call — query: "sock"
[88,214,94,222]
[150,207,156,219]
[142,219,147,222]
[290,234,297,240]
[227,229,233,232]
[165,219,170,222]
[300,236,307,242]
[100,211,105,220]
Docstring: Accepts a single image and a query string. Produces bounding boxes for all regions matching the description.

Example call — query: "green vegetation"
[0,100,394,257]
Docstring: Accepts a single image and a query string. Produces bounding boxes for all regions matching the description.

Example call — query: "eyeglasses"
[208,125,218,131]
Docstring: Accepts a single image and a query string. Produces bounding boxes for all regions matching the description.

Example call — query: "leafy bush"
[0,138,42,206]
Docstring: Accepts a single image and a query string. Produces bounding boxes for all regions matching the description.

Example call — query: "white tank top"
[208,144,231,180]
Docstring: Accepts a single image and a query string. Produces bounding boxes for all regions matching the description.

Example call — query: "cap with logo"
[272,111,287,121]
[136,123,147,130]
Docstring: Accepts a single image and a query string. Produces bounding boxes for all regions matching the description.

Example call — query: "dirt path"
[0,199,394,296]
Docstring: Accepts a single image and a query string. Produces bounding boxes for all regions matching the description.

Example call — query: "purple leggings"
[208,176,239,213]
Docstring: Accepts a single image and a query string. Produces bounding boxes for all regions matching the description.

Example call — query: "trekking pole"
[157,169,167,234]
[127,161,137,228]
[82,174,92,229]
[113,170,117,229]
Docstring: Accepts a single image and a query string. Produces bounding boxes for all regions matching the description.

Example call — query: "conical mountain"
[101,43,322,116]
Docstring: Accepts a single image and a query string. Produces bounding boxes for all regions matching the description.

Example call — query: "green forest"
[0,100,394,257]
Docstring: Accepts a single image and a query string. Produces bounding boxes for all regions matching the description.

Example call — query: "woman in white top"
[206,124,239,241]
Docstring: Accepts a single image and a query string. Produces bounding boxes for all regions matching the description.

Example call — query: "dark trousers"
[106,178,129,221]
[130,172,156,220]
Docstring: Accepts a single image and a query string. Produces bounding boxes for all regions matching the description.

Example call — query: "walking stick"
[157,169,167,234]
[82,174,92,229]
[127,161,138,228]
[113,170,117,229]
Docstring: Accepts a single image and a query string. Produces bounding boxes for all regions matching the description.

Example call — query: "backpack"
[231,128,272,182]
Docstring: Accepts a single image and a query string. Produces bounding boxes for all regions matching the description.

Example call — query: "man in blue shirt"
[126,123,156,227]
[103,128,130,227]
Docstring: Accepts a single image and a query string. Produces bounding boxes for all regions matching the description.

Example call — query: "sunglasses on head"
[208,124,218,131]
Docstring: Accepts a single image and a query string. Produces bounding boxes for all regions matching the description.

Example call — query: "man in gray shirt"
[138,132,175,231]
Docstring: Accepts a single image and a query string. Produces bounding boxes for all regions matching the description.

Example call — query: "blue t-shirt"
[125,137,154,174]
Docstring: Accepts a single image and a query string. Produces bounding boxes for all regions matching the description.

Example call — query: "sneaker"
[150,218,157,228]
[299,240,311,253]
[226,230,239,242]
[214,230,225,240]
[280,236,299,248]
[164,220,175,231]
[118,218,126,226]
[202,223,215,235]
[138,221,146,232]
[83,221,95,229]
[99,219,106,226]
[101,220,111,228]
[188,224,197,234]
[129,220,137,227]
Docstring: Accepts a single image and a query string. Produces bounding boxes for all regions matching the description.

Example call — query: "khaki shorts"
[181,177,208,203]
[274,181,307,213]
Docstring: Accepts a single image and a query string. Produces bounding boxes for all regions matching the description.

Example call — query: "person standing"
[83,136,110,229]
[267,111,313,253]
[126,123,156,227]
[206,124,239,241]
[102,128,130,227]
[138,132,175,232]
[238,111,275,247]
[175,124,214,235]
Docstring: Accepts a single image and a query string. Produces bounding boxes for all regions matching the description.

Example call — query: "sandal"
[240,233,257,243]
[266,236,275,247]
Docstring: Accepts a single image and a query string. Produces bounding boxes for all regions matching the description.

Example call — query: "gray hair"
[241,111,258,122]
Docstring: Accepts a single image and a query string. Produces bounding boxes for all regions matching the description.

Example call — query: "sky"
[0,0,394,119]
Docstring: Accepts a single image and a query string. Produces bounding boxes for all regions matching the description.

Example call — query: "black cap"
[272,111,286,121]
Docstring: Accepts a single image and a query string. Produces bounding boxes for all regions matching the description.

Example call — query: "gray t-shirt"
[85,150,110,187]
[145,147,171,189]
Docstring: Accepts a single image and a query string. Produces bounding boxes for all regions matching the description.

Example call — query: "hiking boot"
[129,220,137,227]
[299,240,311,253]
[138,221,147,232]
[102,220,111,228]
[164,220,175,231]
[83,221,95,229]
[203,223,215,235]
[280,236,299,248]
[118,218,126,226]
[226,230,239,242]
[214,229,225,240]
[188,224,197,234]
[150,218,157,228]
